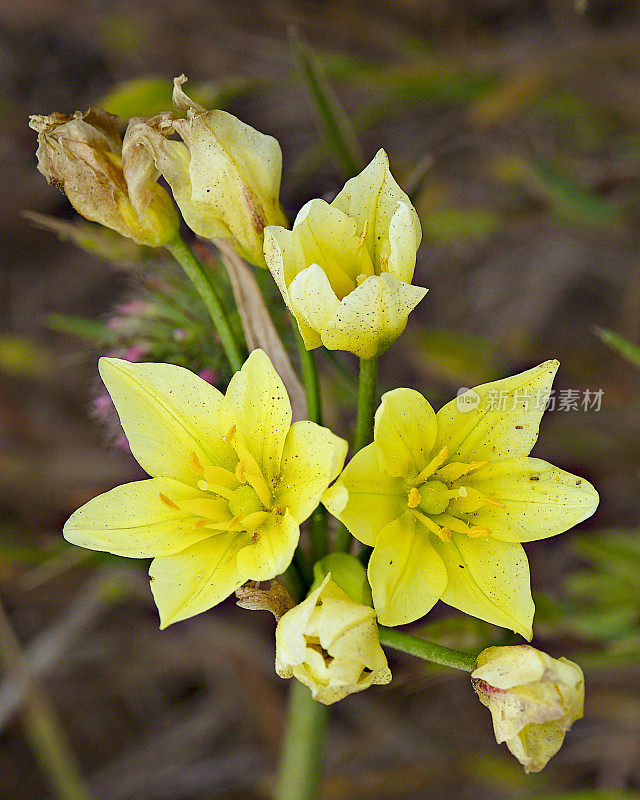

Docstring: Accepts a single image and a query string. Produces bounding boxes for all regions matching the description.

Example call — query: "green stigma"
[228,485,263,517]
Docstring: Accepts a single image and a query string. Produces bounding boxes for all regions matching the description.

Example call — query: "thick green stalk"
[0,600,93,800]
[292,326,328,562]
[274,681,328,800]
[293,327,322,425]
[166,236,244,372]
[354,356,378,452]
[378,625,478,672]
[334,356,379,553]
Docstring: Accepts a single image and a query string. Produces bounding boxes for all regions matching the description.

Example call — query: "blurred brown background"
[1,1,640,798]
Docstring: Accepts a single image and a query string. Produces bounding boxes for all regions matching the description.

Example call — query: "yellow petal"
[63,478,210,557]
[374,388,437,478]
[263,225,322,350]
[150,532,248,628]
[126,118,229,240]
[368,513,448,626]
[388,200,422,283]
[235,510,299,581]
[434,361,560,462]
[225,349,291,484]
[322,443,406,546]
[331,149,421,274]
[464,457,599,542]
[99,358,236,484]
[188,111,287,266]
[320,273,427,359]
[276,421,348,522]
[431,534,534,639]
[293,199,374,294]
[288,264,341,346]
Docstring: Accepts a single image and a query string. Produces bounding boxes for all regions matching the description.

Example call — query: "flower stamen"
[188,451,204,476]
[415,446,449,483]
[158,492,179,510]
[355,220,369,253]
[411,509,452,542]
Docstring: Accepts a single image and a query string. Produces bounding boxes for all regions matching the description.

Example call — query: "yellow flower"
[125,76,287,267]
[275,574,391,705]
[323,361,599,637]
[263,150,427,359]
[64,350,347,627]
[472,645,584,773]
[29,108,178,246]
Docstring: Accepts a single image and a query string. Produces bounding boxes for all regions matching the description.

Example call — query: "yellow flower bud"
[472,645,584,773]
[275,574,391,704]
[29,108,179,247]
[264,149,427,359]
[125,76,287,267]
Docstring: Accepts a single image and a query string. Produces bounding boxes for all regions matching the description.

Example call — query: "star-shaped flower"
[64,350,347,627]
[323,361,598,638]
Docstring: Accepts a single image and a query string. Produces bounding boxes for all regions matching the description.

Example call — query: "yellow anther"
[407,487,422,508]
[224,424,237,442]
[355,220,369,253]
[435,459,489,482]
[416,446,449,484]
[484,496,506,509]
[356,273,368,286]
[379,252,389,272]
[188,451,204,476]
[235,460,246,484]
[158,492,179,510]
[411,509,450,542]
[438,527,452,543]
[193,519,209,529]
[467,526,492,538]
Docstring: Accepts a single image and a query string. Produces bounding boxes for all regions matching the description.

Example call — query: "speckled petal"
[225,349,291,484]
[235,510,299,581]
[431,533,534,639]
[99,357,236,484]
[434,361,560,463]
[320,273,427,359]
[63,478,210,557]
[464,457,599,542]
[368,513,448,626]
[374,388,437,478]
[276,421,348,523]
[322,443,407,546]
[150,532,248,628]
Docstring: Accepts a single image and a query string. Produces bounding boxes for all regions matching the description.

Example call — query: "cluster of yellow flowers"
[31,75,598,772]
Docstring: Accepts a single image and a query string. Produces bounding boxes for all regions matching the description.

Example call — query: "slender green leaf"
[289,28,364,178]
[595,327,640,370]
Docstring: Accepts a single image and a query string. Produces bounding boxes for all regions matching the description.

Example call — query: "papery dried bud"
[235,580,294,620]
[275,574,391,705]
[29,109,178,247]
[472,645,584,773]
[124,76,287,267]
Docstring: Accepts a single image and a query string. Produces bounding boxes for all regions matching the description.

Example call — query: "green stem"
[294,547,314,588]
[378,625,478,672]
[293,326,322,425]
[354,356,378,452]
[334,356,379,553]
[292,324,328,563]
[167,236,244,372]
[274,681,328,800]
[0,600,93,800]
